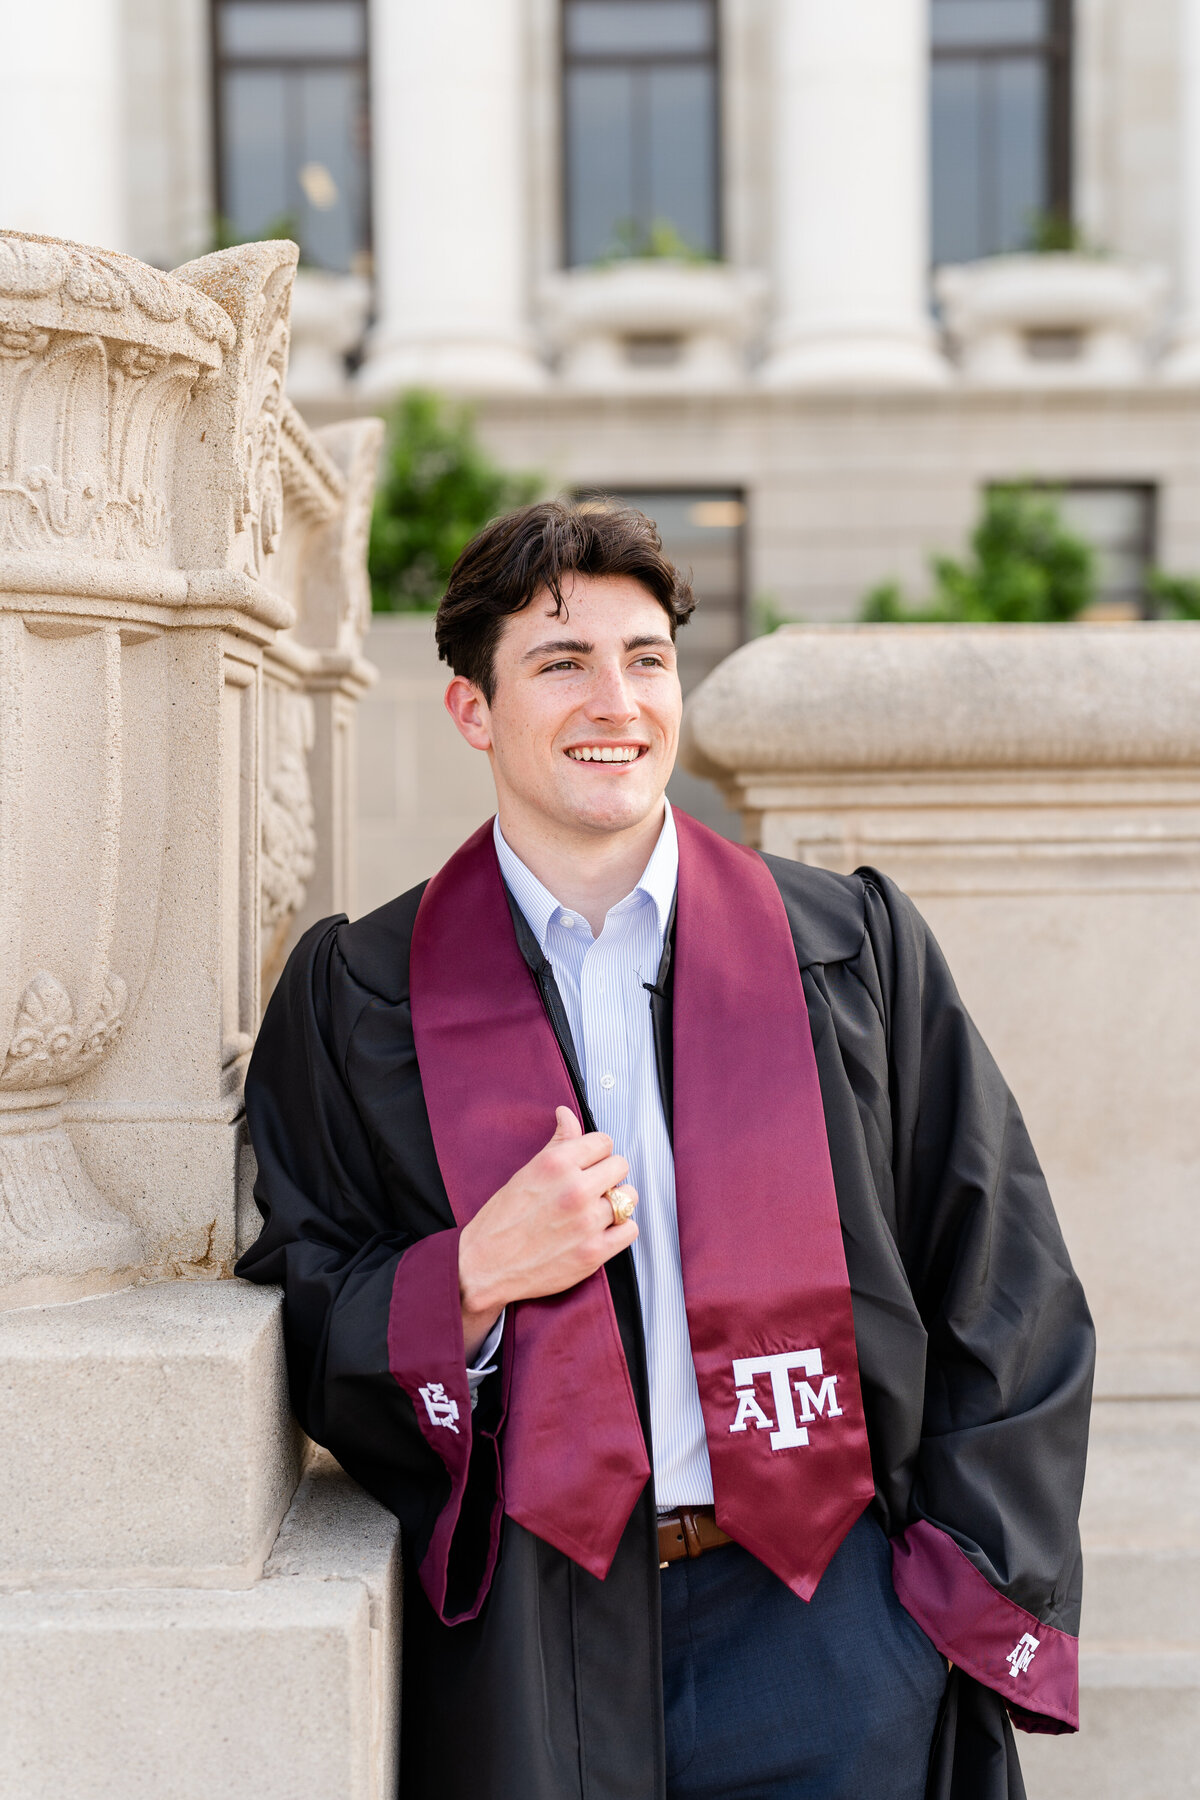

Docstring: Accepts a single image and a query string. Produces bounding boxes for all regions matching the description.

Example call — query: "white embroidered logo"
[728,1349,844,1450]
[418,1381,461,1435]
[1005,1632,1040,1678]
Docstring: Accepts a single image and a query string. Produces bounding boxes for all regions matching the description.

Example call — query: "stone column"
[1161,0,1200,379]
[0,0,125,249]
[0,231,400,1800]
[683,623,1200,1798]
[358,0,546,396]
[758,0,947,388]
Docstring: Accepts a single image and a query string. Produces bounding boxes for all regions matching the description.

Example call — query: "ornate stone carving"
[260,685,317,975]
[1,970,127,1089]
[173,241,297,581]
[0,235,230,565]
[0,1110,141,1297]
[0,236,234,349]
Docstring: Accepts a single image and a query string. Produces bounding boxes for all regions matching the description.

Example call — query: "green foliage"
[753,592,790,636]
[596,217,714,265]
[1147,570,1200,620]
[209,214,301,255]
[860,487,1096,624]
[1027,210,1090,254]
[368,391,541,613]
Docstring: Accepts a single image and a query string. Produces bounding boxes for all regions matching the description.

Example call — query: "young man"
[238,500,1093,1800]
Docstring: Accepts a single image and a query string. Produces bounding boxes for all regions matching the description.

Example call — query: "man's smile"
[564,744,649,763]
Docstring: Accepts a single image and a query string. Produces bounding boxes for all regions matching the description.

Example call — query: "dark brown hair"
[435,497,695,701]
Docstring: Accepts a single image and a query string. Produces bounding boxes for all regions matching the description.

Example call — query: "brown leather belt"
[657,1506,733,1568]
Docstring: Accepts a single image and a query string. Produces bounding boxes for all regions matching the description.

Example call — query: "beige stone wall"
[463,385,1200,627]
[684,621,1200,1800]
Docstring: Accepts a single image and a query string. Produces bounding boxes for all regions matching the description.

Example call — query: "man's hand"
[458,1107,638,1362]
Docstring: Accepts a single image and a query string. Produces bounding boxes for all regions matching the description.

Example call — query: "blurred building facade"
[6,0,1200,622]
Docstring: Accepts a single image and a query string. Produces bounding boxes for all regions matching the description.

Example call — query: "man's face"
[448,573,683,841]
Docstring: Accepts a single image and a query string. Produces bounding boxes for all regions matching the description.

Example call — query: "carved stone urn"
[0,232,291,1307]
[0,230,379,1309]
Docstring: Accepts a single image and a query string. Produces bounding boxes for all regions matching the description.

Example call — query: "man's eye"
[633,656,665,669]
[542,660,579,672]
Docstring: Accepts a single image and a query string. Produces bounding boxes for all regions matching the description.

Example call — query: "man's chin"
[557,781,668,837]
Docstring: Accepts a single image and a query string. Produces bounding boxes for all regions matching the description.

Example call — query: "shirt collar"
[493,802,678,955]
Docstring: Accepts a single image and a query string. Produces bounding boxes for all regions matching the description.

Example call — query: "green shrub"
[1147,571,1200,620]
[860,487,1095,624]
[368,392,541,612]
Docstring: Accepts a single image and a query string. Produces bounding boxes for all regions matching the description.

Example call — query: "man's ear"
[444,675,493,752]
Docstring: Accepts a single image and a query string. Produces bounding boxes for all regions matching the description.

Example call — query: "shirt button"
[600,1072,616,1090]
[559,914,574,928]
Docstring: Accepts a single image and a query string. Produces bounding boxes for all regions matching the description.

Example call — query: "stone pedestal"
[758,0,947,389]
[683,622,1200,1800]
[0,232,394,1797]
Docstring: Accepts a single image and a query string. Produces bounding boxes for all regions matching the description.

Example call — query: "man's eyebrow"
[624,635,675,653]
[521,637,594,663]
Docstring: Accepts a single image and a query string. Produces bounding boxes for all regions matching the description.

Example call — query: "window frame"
[985,477,1158,614]
[931,0,1073,261]
[559,0,724,269]
[209,0,373,274]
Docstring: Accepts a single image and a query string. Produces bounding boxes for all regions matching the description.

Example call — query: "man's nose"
[584,663,638,723]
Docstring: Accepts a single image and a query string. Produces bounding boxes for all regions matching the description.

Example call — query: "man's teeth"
[567,746,641,762]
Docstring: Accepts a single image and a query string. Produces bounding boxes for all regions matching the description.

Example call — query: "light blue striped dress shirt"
[490,805,714,1509]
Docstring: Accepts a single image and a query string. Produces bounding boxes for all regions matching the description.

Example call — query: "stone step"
[1019,1645,1200,1800]
[0,1281,298,1588]
[0,1454,401,1800]
[1082,1544,1200,1646]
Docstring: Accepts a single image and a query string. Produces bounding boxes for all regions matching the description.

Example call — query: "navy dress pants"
[660,1511,948,1800]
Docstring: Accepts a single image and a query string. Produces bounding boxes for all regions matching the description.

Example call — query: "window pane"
[565,1,713,57]
[993,57,1047,251]
[295,68,367,271]
[931,60,985,262]
[1054,487,1154,610]
[221,68,290,240]
[218,2,365,58]
[566,68,635,262]
[931,1,1048,48]
[645,67,717,255]
[932,53,1049,259]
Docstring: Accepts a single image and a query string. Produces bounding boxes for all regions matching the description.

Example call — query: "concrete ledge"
[0,1579,371,1800]
[0,1450,401,1800]
[681,623,1200,776]
[0,1281,297,1588]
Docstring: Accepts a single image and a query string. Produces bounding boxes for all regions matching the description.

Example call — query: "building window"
[931,0,1072,265]
[562,0,721,267]
[1053,484,1156,617]
[212,0,370,274]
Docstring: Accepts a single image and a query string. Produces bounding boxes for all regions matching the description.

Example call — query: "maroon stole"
[409,810,875,1601]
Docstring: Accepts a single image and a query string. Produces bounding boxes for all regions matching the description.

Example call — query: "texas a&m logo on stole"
[728,1348,844,1450]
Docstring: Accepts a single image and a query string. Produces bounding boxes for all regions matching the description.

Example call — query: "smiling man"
[238,500,1093,1800]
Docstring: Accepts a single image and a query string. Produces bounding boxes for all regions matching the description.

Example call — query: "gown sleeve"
[860,872,1095,1743]
[234,916,505,1625]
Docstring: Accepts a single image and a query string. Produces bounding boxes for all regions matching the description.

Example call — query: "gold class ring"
[606,1187,637,1226]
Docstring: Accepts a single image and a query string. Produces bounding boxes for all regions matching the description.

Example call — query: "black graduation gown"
[236,852,1094,1800]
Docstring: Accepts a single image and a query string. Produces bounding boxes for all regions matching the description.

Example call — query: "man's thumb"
[552,1105,582,1141]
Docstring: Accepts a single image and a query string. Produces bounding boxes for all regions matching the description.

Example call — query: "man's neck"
[496,802,667,936]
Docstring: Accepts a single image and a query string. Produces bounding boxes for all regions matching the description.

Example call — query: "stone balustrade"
[0,232,398,1800]
[683,622,1200,1800]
